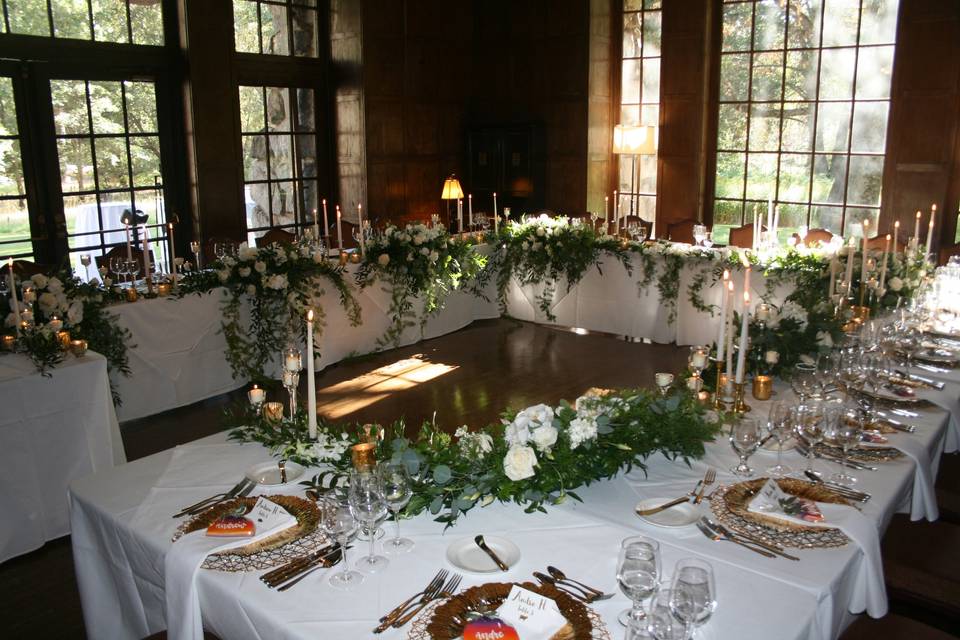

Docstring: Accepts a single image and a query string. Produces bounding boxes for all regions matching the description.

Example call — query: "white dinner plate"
[445,535,521,574]
[245,460,305,487]
[634,498,699,528]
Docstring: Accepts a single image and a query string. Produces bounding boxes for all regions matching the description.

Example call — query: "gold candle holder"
[752,375,773,401]
[732,382,751,413]
[349,252,361,264]
[850,305,870,323]
[125,287,138,302]
[56,330,71,350]
[712,360,725,409]
[351,442,376,471]
[338,252,348,266]
[2,334,15,351]
[156,282,172,296]
[69,339,88,357]
[263,401,284,425]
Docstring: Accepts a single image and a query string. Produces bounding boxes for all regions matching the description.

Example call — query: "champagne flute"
[766,401,792,477]
[829,403,861,485]
[669,558,717,639]
[348,469,390,574]
[617,535,660,628]
[322,501,363,590]
[190,240,201,269]
[377,461,415,554]
[729,418,760,476]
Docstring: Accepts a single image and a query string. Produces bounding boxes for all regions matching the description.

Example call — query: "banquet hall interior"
[2,1,960,639]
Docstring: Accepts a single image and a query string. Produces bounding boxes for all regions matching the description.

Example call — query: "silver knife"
[474,535,509,571]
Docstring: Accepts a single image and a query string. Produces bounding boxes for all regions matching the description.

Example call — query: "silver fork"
[696,521,776,558]
[378,569,448,623]
[695,468,716,504]
[390,574,463,630]
[173,478,253,518]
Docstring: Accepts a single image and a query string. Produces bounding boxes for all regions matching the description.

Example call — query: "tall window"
[1,0,163,45]
[0,76,31,259]
[233,0,319,57]
[619,0,661,221]
[239,85,318,245]
[713,0,899,243]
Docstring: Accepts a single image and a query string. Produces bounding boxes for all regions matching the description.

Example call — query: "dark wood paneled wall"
[881,0,960,253]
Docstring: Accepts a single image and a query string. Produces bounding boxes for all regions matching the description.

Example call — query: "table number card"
[495,585,567,640]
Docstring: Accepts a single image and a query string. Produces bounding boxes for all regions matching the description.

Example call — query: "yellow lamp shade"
[441,175,464,200]
[613,125,657,155]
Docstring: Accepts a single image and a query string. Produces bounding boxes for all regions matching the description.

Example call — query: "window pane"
[775,203,808,236]
[268,134,293,180]
[125,81,159,133]
[851,101,888,153]
[52,0,92,40]
[781,105,815,152]
[51,80,89,136]
[130,136,161,187]
[847,155,883,206]
[0,78,18,136]
[0,139,25,197]
[855,46,893,99]
[8,0,51,37]
[822,0,860,47]
[57,138,94,193]
[294,88,315,131]
[295,134,316,179]
[240,86,266,132]
[243,135,267,181]
[261,4,290,56]
[637,153,656,193]
[642,10,661,56]
[843,208,879,237]
[234,0,260,53]
[91,0,129,43]
[819,48,856,100]
[784,50,818,101]
[90,81,124,135]
[272,181,296,226]
[746,152,778,200]
[811,205,843,234]
[751,51,784,101]
[95,137,130,190]
[623,12,643,58]
[754,0,786,51]
[130,0,164,46]
[777,153,812,202]
[290,6,317,57]
[748,103,781,152]
[815,102,852,153]
[860,0,898,44]
[717,104,747,150]
[720,53,750,101]
[266,87,290,131]
[811,154,847,203]
[716,152,746,199]
[621,59,641,104]
[788,0,821,49]
[642,58,660,102]
[722,3,752,52]
[0,198,33,258]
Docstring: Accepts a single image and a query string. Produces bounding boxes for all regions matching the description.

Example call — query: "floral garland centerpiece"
[225,385,721,527]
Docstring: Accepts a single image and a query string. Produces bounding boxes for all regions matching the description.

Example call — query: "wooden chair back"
[325,220,358,250]
[666,219,696,244]
[939,244,960,266]
[255,228,296,248]
[801,228,834,247]
[0,259,51,279]
[727,224,758,248]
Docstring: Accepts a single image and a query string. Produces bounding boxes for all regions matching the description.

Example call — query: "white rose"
[505,414,532,446]
[531,425,558,452]
[503,445,537,481]
[816,331,833,348]
[413,234,425,245]
[254,260,267,273]
[238,266,251,277]
[222,256,236,267]
[525,403,555,429]
[38,292,58,313]
[30,273,48,288]
[66,300,84,325]
[267,274,288,290]
[887,276,903,292]
[238,244,257,261]
[764,350,779,365]
[245,284,257,296]
[429,250,439,263]
[217,269,230,282]
[46,277,63,294]
[536,227,545,237]
[420,247,430,256]
[378,253,390,266]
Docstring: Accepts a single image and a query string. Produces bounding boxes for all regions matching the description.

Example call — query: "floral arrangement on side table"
[225,385,721,527]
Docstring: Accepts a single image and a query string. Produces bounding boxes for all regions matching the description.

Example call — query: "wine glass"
[109,256,124,284]
[126,259,140,286]
[646,589,686,640]
[669,558,717,639]
[214,242,228,262]
[687,346,709,379]
[828,403,861,485]
[790,362,819,401]
[766,401,792,477]
[692,224,707,246]
[80,254,92,282]
[617,535,660,628]
[702,231,714,249]
[635,225,648,244]
[190,240,202,269]
[348,469,390,574]
[654,373,674,396]
[322,501,363,590]
[729,417,760,476]
[792,402,824,474]
[377,462,415,554]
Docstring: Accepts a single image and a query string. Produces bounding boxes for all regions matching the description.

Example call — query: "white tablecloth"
[0,351,123,563]
[69,381,956,640]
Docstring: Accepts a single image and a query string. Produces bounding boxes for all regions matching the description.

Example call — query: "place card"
[749,478,824,523]
[495,585,567,640]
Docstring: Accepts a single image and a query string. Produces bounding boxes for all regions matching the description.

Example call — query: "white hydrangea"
[238,244,258,261]
[778,301,808,331]
[455,426,494,459]
[568,416,598,450]
[266,274,288,290]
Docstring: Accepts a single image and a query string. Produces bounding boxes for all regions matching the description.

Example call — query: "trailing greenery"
[178,241,362,384]
[226,385,722,528]
[356,223,490,349]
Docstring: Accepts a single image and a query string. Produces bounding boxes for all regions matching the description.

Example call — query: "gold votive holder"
[263,401,284,426]
[2,334,15,350]
[732,382,751,413]
[125,287,138,302]
[351,442,376,471]
[850,305,870,323]
[349,252,361,264]
[70,339,88,357]
[56,330,72,350]
[156,282,172,296]
[696,390,711,404]
[338,252,348,266]
[752,375,773,401]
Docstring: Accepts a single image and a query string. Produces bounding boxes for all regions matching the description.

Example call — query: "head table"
[0,351,123,563]
[69,375,958,640]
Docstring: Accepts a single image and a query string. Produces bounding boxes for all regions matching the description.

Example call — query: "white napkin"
[495,585,568,640]
[748,480,887,617]
[164,497,296,640]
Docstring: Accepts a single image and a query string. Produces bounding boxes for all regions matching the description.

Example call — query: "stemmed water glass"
[790,361,820,401]
[128,259,141,286]
[80,254,92,282]
[692,224,707,246]
[792,402,824,474]
[645,588,685,640]
[348,469,390,574]
[827,403,861,485]
[669,558,717,639]
[322,501,363,590]
[729,418,760,476]
[109,256,125,284]
[377,461,415,554]
[617,535,660,628]
[282,347,301,418]
[766,401,792,477]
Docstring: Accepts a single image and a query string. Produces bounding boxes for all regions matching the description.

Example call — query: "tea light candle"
[655,372,674,389]
[248,384,266,407]
[686,376,703,393]
[755,303,772,323]
[70,339,87,357]
[56,330,71,350]
[2,334,14,350]
[47,315,63,332]
[156,282,172,296]
[690,348,708,369]
[284,350,301,372]
[125,287,138,302]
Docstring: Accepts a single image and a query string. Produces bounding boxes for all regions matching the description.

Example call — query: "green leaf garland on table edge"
[1,271,132,403]
[178,241,363,384]
[224,385,723,528]
[356,223,490,349]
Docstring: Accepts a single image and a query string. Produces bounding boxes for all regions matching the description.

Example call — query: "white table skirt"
[0,351,123,563]
[69,380,956,640]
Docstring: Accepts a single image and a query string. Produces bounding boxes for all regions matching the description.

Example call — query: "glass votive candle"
[349,252,361,264]
[752,375,773,400]
[263,401,284,425]
[56,330,72,350]
[248,384,266,407]
[125,287,138,302]
[654,372,674,395]
[686,376,704,393]
[47,315,63,332]
[755,303,772,323]
[2,334,15,350]
[70,339,88,357]
[156,282,172,296]
[338,252,348,266]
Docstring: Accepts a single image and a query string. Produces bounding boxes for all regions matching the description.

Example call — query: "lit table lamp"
[441,175,464,232]
[612,125,657,223]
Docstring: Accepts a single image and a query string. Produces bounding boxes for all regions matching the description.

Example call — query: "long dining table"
[68,376,959,640]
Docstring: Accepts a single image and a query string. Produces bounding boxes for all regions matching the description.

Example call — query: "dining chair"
[666,218,697,244]
[255,228,297,248]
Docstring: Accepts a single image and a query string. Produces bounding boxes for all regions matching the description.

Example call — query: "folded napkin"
[165,497,297,640]
[494,585,568,640]
[749,480,887,617]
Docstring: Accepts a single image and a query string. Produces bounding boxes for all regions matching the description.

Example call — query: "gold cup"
[263,401,284,425]
[70,339,88,357]
[850,305,870,323]
[156,282,172,296]
[349,252,361,264]
[351,442,376,471]
[125,287,138,302]
[752,375,773,401]
[56,330,72,350]
[2,334,14,350]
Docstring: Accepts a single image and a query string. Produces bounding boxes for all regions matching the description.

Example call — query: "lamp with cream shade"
[612,124,657,228]
[440,175,464,231]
